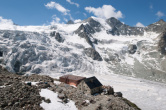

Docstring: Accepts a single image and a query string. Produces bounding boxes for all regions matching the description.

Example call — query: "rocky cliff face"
[158,29,166,55]
[106,17,144,36]
[145,19,166,33]
[0,17,166,83]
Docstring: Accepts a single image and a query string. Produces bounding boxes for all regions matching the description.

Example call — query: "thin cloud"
[135,22,145,27]
[150,4,153,9]
[66,0,79,7]
[45,1,70,15]
[51,15,61,25]
[85,5,123,19]
[64,18,68,22]
[156,11,164,18]
[83,13,87,17]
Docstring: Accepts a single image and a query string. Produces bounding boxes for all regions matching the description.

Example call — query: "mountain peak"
[157,19,165,24]
[106,17,123,28]
[67,20,74,24]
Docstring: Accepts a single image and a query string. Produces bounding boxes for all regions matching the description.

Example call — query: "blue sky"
[0,0,165,26]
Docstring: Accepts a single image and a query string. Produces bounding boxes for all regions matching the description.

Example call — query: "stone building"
[77,76,103,95]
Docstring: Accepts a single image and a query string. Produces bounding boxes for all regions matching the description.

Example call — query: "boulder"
[58,93,66,99]
[128,44,137,54]
[114,92,123,97]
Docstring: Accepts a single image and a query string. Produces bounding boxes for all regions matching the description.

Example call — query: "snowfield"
[40,89,77,110]
[98,74,166,110]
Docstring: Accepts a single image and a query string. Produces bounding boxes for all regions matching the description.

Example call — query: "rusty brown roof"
[60,74,86,81]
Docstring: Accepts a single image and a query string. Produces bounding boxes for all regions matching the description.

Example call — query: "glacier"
[0,17,166,83]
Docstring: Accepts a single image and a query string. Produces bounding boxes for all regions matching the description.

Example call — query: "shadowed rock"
[0,51,3,57]
[75,24,94,47]
[50,31,56,37]
[55,33,64,43]
[84,48,102,61]
[128,44,137,54]
[106,17,144,36]
[158,29,166,55]
[145,19,166,33]
[84,17,102,32]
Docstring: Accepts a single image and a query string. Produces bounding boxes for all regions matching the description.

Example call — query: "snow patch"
[40,89,77,110]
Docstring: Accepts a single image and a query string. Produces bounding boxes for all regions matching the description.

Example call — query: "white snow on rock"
[40,89,77,110]
[54,81,61,85]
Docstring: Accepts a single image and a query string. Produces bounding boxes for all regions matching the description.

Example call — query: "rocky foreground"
[0,66,140,110]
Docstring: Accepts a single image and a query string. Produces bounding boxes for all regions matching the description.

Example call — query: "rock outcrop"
[145,19,166,33]
[55,33,64,43]
[158,29,166,55]
[106,17,144,36]
[84,48,102,61]
[128,44,137,54]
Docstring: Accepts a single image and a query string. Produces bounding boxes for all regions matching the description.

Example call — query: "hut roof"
[60,74,86,81]
[84,76,102,89]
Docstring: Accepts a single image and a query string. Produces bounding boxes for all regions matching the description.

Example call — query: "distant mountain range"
[0,17,166,83]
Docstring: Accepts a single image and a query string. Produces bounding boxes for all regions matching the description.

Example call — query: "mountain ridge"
[0,16,166,83]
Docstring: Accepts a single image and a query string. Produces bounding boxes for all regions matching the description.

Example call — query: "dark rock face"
[55,33,64,43]
[67,20,74,24]
[14,61,21,73]
[84,17,102,32]
[74,18,102,47]
[145,19,166,33]
[128,44,137,54]
[0,51,3,57]
[84,48,102,61]
[106,17,144,36]
[75,24,95,35]
[50,31,56,37]
[75,17,102,34]
[158,30,166,55]
[106,17,124,29]
[75,24,94,47]
[50,31,64,43]
[79,32,93,47]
